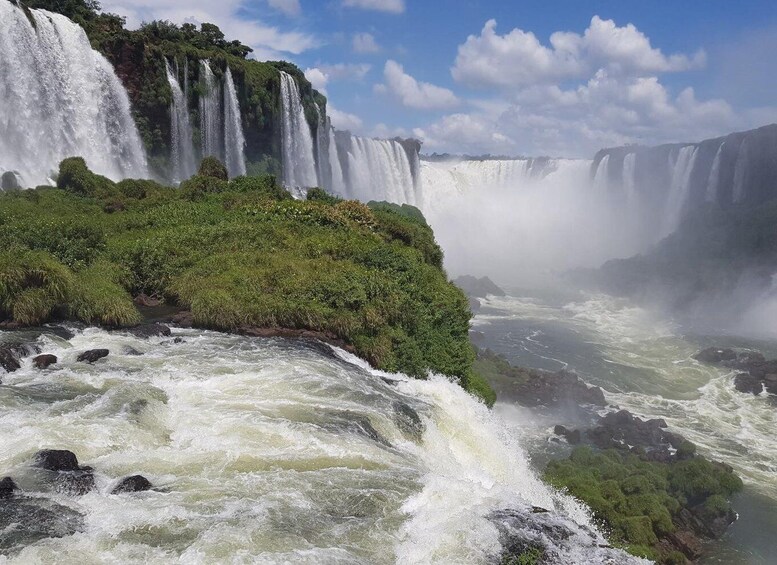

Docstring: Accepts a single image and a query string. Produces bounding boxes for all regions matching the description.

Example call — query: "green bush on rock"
[0,159,495,404]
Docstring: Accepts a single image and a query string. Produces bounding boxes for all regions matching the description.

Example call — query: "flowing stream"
[0,327,640,563]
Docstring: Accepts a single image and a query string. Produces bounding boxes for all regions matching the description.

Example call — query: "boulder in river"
[734,372,763,395]
[76,349,109,363]
[111,475,152,494]
[32,354,58,370]
[33,450,95,496]
[0,477,18,499]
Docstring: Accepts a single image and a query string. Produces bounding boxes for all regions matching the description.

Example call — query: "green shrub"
[57,157,116,198]
[69,261,141,327]
[307,187,342,205]
[198,156,229,181]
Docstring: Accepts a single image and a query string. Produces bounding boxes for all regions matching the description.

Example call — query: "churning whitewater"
[0,2,148,187]
[0,327,639,564]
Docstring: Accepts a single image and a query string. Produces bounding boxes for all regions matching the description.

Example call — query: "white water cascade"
[279,71,318,188]
[164,60,197,183]
[328,128,345,195]
[0,326,640,564]
[223,68,247,178]
[661,146,699,237]
[199,60,223,162]
[341,136,418,205]
[0,2,148,187]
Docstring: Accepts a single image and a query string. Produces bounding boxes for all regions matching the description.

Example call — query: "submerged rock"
[111,475,152,494]
[0,497,85,552]
[695,347,777,398]
[694,347,737,364]
[393,402,425,440]
[32,354,58,370]
[0,477,18,499]
[76,349,109,363]
[553,425,581,445]
[127,323,171,338]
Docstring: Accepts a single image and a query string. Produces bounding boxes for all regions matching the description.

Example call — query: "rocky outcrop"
[695,347,777,396]
[453,275,506,298]
[0,477,18,500]
[513,370,606,409]
[0,497,85,552]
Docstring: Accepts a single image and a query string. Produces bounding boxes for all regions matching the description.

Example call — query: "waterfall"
[223,68,247,178]
[338,136,417,205]
[661,146,699,237]
[732,138,749,203]
[705,142,725,203]
[622,153,638,208]
[0,2,148,187]
[279,71,318,188]
[199,60,223,161]
[165,59,197,183]
[328,127,346,196]
[592,155,610,192]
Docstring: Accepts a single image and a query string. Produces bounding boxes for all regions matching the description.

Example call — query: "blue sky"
[102,0,777,157]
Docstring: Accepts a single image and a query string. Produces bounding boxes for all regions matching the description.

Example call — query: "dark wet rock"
[111,475,152,494]
[694,347,737,364]
[453,275,506,298]
[124,346,143,356]
[696,347,777,398]
[171,310,194,328]
[33,450,95,496]
[0,477,18,500]
[34,450,80,472]
[32,354,58,370]
[172,337,185,344]
[77,349,109,363]
[514,370,606,408]
[133,294,162,308]
[0,497,85,551]
[393,402,425,439]
[127,323,171,338]
[553,425,581,445]
[0,347,21,373]
[586,410,683,455]
[734,372,763,395]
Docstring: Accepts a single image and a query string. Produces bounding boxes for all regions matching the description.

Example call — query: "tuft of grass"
[69,261,141,327]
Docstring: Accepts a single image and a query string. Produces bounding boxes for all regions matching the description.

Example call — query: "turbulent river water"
[0,327,642,564]
[472,287,777,564]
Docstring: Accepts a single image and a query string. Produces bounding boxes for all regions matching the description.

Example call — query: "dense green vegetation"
[545,446,743,563]
[0,158,494,403]
[23,0,324,180]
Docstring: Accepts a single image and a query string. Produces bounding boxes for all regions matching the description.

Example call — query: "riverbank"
[0,157,493,403]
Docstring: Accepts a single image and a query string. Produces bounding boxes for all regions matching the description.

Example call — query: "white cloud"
[377,60,459,110]
[417,69,746,157]
[342,0,405,14]
[452,16,705,88]
[352,32,381,54]
[329,105,364,131]
[100,1,317,59]
[267,0,301,17]
[304,63,371,94]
